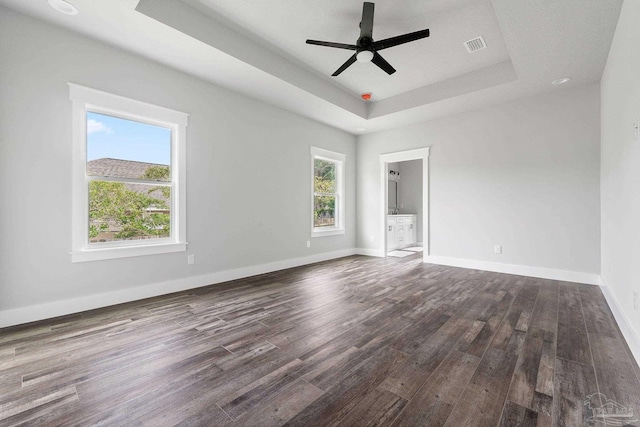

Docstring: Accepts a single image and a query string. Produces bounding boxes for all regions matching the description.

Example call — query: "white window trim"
[69,83,188,262]
[311,146,345,237]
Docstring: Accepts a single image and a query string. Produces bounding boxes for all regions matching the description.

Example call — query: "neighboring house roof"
[87,158,171,205]
[87,158,170,181]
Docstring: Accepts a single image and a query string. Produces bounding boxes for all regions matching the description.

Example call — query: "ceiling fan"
[306,2,430,76]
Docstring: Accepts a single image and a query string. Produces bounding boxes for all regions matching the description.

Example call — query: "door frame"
[379,147,430,261]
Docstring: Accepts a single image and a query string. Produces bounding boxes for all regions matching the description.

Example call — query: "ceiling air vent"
[464,36,487,53]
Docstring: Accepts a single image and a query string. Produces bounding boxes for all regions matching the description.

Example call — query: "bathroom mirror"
[388,180,397,211]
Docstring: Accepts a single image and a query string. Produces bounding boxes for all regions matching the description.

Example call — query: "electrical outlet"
[634,118,640,141]
[494,245,502,254]
[370,235,375,243]
[187,254,195,265]
[306,240,311,248]
[634,292,639,311]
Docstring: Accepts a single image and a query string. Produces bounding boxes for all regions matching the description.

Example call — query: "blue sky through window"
[87,112,171,165]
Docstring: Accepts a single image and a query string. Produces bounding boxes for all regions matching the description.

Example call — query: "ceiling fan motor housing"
[359,36,373,48]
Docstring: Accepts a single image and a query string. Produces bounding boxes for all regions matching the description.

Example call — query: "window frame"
[310,146,345,237]
[69,83,188,262]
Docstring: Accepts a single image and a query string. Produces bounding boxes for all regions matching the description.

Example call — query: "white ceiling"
[188,0,511,100]
[0,0,623,134]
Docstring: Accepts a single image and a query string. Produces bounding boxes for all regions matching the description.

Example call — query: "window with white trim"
[69,84,188,262]
[311,146,345,237]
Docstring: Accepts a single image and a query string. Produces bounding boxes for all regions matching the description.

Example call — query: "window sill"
[71,242,187,263]
[311,228,345,238]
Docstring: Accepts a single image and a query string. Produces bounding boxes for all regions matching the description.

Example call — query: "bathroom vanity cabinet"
[387,214,417,250]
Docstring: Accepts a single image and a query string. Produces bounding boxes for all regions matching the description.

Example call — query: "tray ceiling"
[0,0,624,134]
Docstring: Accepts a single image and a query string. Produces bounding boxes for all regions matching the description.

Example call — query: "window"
[311,146,345,237]
[69,84,188,262]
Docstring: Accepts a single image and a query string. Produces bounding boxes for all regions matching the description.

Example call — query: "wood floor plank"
[0,385,78,426]
[535,330,556,397]
[443,324,526,426]
[379,316,475,400]
[67,349,228,425]
[389,350,480,426]
[0,255,638,426]
[232,378,324,427]
[507,282,558,424]
[556,283,590,365]
[299,346,361,385]
[387,307,451,355]
[334,388,407,427]
[578,284,640,422]
[490,279,539,351]
[0,347,15,359]
[553,357,599,427]
[0,325,52,346]
[578,284,620,338]
[350,309,416,351]
[464,285,519,357]
[218,358,304,419]
[283,345,408,426]
[587,333,640,424]
[499,400,538,427]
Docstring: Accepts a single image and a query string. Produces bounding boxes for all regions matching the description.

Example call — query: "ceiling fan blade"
[306,40,358,50]
[371,52,396,75]
[332,54,358,76]
[359,2,375,39]
[373,29,430,51]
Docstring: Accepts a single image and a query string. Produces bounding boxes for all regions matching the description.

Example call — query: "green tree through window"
[314,158,337,227]
[88,166,171,242]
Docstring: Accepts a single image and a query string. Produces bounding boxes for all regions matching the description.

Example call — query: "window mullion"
[87,175,171,186]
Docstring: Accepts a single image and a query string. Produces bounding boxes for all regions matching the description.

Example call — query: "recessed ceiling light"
[48,0,78,15]
[551,77,571,85]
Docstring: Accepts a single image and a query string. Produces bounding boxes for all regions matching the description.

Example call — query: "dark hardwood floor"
[1,254,639,426]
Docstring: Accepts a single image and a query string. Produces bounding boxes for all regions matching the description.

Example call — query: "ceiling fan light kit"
[306,2,430,77]
[356,51,374,62]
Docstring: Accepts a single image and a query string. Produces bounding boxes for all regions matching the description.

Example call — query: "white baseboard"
[599,277,640,367]
[423,255,602,285]
[356,248,385,257]
[6,249,637,371]
[0,248,357,329]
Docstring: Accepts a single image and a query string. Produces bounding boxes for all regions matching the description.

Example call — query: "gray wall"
[357,84,601,274]
[397,160,423,243]
[0,8,356,314]
[601,0,640,353]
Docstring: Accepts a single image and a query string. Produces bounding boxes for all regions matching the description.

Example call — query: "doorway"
[379,148,430,262]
